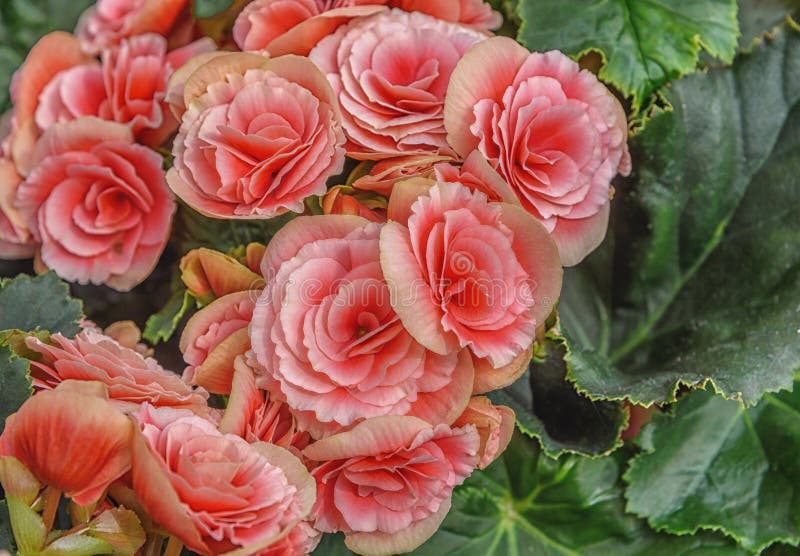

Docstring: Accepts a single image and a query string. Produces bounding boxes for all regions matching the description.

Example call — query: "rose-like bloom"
[0,381,133,505]
[6,32,96,176]
[380,181,562,368]
[434,149,519,204]
[445,37,631,265]
[233,0,387,56]
[180,290,255,394]
[351,154,450,196]
[76,0,191,54]
[98,34,216,145]
[180,244,265,304]
[390,0,502,31]
[25,329,209,415]
[452,396,514,469]
[220,356,310,453]
[305,416,479,555]
[131,404,316,555]
[250,215,475,438]
[168,53,345,218]
[309,10,486,159]
[0,158,35,259]
[15,118,175,291]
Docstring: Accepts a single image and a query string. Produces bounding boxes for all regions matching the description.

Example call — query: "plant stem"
[164,535,184,556]
[41,487,61,535]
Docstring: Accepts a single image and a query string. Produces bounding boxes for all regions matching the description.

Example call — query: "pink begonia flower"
[390,0,502,31]
[445,37,631,265]
[97,34,216,146]
[452,396,514,469]
[15,117,175,291]
[0,381,133,506]
[131,404,316,555]
[167,53,346,218]
[250,215,475,438]
[25,329,209,416]
[304,416,480,555]
[179,243,265,304]
[0,157,35,259]
[5,32,96,176]
[180,290,255,394]
[219,356,310,453]
[75,0,191,54]
[321,185,387,222]
[233,0,388,56]
[380,181,562,368]
[309,9,486,159]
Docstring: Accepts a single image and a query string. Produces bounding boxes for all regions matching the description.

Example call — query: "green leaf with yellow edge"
[489,331,628,458]
[408,433,746,555]
[0,346,32,435]
[624,382,800,551]
[517,0,739,112]
[558,25,800,406]
[0,272,83,337]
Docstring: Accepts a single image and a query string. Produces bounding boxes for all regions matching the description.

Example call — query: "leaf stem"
[41,487,61,535]
[164,535,184,556]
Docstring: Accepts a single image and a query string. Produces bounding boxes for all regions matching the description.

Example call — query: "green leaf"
[0,345,32,435]
[193,0,234,18]
[0,272,83,337]
[737,0,800,49]
[516,0,739,111]
[142,289,195,344]
[561,25,800,405]
[0,499,15,553]
[624,383,800,551]
[489,332,628,458]
[0,0,94,109]
[409,433,745,555]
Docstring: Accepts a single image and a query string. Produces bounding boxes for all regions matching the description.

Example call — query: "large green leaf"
[516,0,739,111]
[0,272,83,337]
[624,383,800,551]
[0,0,94,109]
[0,499,15,552]
[0,345,31,435]
[407,433,745,555]
[561,26,800,405]
[737,0,800,49]
[489,332,628,458]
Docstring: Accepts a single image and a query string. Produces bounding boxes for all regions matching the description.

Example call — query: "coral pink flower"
[259,521,321,555]
[250,215,475,438]
[0,158,35,259]
[168,53,345,218]
[76,0,191,54]
[5,32,96,176]
[309,9,486,159]
[15,118,175,291]
[180,290,255,394]
[452,396,514,469]
[0,381,133,505]
[445,37,631,265]
[434,149,519,204]
[233,0,387,56]
[131,404,316,555]
[305,416,480,554]
[25,329,209,416]
[219,356,310,453]
[390,0,502,31]
[380,181,562,368]
[322,186,386,222]
[98,34,216,145]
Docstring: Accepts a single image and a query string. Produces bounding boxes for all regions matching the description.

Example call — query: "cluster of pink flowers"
[0,0,630,554]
